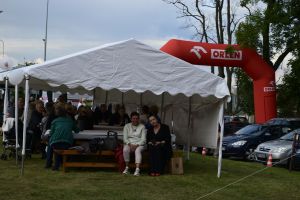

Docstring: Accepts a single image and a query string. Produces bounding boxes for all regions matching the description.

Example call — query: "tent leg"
[160,92,164,121]
[2,78,8,142]
[105,91,108,105]
[21,155,25,175]
[92,89,96,108]
[21,77,30,176]
[187,133,190,160]
[186,97,192,161]
[15,85,19,166]
[217,103,224,178]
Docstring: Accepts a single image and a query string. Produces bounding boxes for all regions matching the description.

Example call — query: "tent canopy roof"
[1,39,229,100]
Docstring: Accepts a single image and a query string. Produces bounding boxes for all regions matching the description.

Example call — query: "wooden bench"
[54,149,148,172]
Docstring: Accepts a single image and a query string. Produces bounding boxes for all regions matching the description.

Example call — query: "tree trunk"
[225,0,233,113]
[262,1,274,67]
[226,68,233,114]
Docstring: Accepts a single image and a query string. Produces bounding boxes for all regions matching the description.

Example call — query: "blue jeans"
[46,142,71,170]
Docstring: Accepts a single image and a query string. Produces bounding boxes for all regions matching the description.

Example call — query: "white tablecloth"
[73,129,123,140]
[93,125,123,131]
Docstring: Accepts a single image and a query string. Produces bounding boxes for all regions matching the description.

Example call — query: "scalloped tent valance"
[0,39,229,100]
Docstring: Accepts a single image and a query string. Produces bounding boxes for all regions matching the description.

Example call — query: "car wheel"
[286,158,292,169]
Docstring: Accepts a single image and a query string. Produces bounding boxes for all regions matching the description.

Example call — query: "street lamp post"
[0,40,4,57]
[43,0,53,102]
[0,11,4,57]
[44,0,49,61]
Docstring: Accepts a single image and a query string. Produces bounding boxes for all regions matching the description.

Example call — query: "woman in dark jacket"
[147,115,172,176]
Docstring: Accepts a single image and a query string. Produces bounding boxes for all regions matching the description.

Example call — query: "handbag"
[103,131,118,150]
[89,138,104,153]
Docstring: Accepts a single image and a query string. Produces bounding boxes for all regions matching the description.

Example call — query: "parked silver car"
[253,128,300,166]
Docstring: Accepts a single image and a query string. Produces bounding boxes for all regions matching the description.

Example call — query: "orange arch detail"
[160,39,276,123]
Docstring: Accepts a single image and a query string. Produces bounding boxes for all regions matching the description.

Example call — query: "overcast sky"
[0,0,193,63]
[0,0,288,83]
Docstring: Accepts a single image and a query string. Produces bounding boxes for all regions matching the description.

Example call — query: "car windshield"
[280,129,300,141]
[290,121,300,128]
[234,125,263,135]
[266,119,287,126]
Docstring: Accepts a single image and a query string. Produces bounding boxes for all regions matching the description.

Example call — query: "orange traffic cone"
[267,154,272,167]
[202,147,207,156]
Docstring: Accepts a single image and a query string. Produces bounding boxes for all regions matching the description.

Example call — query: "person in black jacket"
[147,115,172,176]
[28,101,44,153]
[109,105,130,126]
[40,102,56,159]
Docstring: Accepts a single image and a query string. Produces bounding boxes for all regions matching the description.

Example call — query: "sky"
[0,0,288,83]
[0,0,193,64]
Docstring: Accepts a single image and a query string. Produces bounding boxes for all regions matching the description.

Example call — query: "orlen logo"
[211,49,242,60]
[190,46,208,59]
[264,81,276,92]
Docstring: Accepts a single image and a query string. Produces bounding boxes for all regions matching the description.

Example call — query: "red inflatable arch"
[160,39,276,123]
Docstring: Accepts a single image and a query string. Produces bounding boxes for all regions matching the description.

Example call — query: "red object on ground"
[114,144,126,172]
[202,147,207,156]
[267,154,273,167]
[160,39,276,123]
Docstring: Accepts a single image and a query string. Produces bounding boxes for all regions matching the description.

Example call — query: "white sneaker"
[123,167,130,175]
[133,168,140,176]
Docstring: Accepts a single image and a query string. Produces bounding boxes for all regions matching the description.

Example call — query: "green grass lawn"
[0,152,299,200]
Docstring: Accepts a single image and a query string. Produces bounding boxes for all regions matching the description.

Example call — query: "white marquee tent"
[0,39,230,177]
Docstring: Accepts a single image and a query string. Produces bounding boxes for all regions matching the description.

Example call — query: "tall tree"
[163,0,244,114]
[235,0,300,115]
[238,0,300,70]
[277,55,300,117]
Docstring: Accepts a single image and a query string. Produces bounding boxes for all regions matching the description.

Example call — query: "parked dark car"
[222,121,300,159]
[224,116,249,136]
[265,118,300,129]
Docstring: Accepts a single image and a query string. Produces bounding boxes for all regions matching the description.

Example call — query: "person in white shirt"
[122,112,146,176]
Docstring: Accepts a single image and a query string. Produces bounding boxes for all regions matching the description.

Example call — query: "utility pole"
[44,0,49,61]
[43,0,53,102]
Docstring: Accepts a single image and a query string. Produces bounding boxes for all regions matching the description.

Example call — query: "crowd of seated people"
[6,95,172,174]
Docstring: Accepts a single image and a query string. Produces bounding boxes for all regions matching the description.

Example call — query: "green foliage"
[236,18,262,50]
[17,61,36,68]
[234,68,254,115]
[277,56,300,117]
[225,45,238,54]
[238,0,300,67]
[236,0,300,115]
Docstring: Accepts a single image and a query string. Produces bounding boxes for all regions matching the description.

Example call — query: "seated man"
[94,104,111,124]
[122,112,146,176]
[109,105,130,126]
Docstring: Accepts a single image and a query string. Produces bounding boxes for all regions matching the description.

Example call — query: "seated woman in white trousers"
[122,112,146,176]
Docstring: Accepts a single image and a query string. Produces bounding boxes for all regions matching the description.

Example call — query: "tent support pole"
[171,105,174,136]
[15,85,19,166]
[217,102,225,178]
[186,97,192,160]
[121,93,124,105]
[105,91,108,105]
[21,76,30,176]
[160,92,164,122]
[2,77,8,142]
[92,89,96,108]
